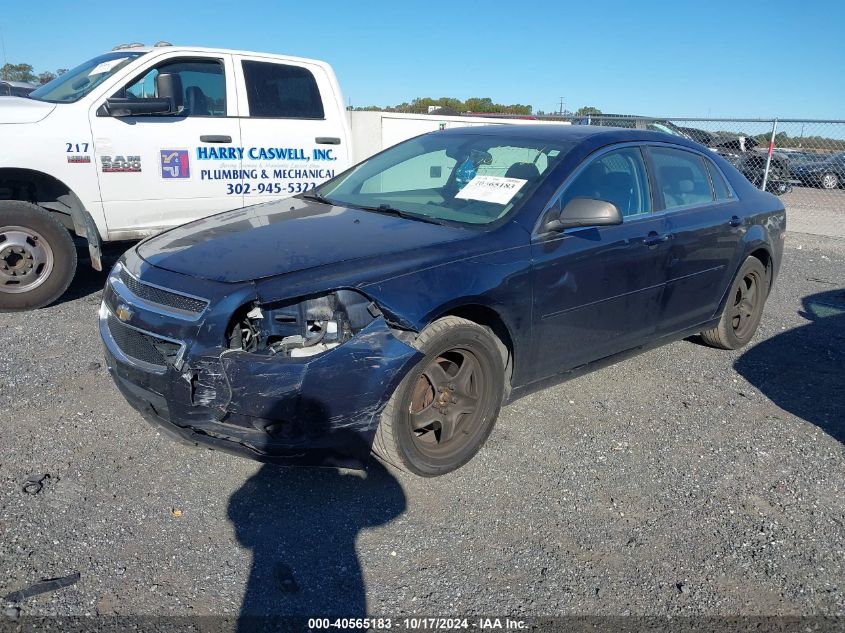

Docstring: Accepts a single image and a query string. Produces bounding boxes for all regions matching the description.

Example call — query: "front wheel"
[0,201,77,311]
[820,172,839,190]
[373,316,505,477]
[700,256,769,350]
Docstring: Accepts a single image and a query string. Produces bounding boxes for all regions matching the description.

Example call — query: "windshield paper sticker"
[88,59,125,76]
[454,176,527,205]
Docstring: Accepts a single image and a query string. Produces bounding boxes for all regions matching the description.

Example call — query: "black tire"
[700,256,769,350]
[373,316,505,477]
[0,201,77,311]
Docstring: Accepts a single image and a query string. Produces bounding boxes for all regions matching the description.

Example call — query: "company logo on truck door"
[101,155,142,173]
[196,147,337,161]
[160,150,190,179]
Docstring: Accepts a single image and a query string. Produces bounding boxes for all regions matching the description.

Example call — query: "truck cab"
[0,44,351,310]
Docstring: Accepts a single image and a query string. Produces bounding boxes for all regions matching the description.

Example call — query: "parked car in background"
[101,125,785,476]
[0,80,37,97]
[733,151,795,195]
[677,126,715,145]
[792,151,845,189]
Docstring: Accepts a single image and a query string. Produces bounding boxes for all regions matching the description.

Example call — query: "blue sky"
[2,0,843,118]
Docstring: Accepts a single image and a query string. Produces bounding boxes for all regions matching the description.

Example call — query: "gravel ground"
[0,227,843,622]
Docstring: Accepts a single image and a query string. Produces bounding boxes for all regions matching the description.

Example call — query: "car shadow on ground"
[734,289,845,444]
[227,457,406,629]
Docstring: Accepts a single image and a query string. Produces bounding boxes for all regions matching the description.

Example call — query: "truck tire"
[700,256,769,350]
[373,316,505,477]
[0,201,77,311]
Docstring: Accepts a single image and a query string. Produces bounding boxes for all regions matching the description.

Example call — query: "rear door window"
[650,147,714,209]
[241,61,324,119]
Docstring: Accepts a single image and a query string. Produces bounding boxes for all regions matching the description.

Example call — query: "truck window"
[241,60,324,119]
[122,59,227,117]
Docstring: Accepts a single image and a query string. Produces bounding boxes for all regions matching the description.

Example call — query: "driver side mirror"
[544,197,623,232]
[97,72,184,117]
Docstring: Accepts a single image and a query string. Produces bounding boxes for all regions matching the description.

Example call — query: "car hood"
[0,96,56,124]
[136,198,471,283]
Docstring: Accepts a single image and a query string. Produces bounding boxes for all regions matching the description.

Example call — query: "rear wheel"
[0,201,77,311]
[373,316,505,477]
[700,256,768,350]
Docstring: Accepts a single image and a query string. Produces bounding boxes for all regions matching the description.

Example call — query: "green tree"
[575,106,602,116]
[38,71,56,85]
[0,63,37,83]
[391,96,533,116]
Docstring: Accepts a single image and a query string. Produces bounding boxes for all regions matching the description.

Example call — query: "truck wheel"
[373,316,505,477]
[700,256,768,350]
[0,201,77,311]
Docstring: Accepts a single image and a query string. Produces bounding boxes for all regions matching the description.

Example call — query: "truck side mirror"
[155,72,183,113]
[97,72,184,117]
[544,197,623,232]
[98,97,176,117]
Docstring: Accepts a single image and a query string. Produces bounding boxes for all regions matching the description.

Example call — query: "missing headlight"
[227,290,377,358]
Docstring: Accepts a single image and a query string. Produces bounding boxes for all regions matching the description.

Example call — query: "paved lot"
[0,210,843,620]
[781,186,845,239]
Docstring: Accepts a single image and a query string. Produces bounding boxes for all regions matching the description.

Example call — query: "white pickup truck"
[0,44,556,310]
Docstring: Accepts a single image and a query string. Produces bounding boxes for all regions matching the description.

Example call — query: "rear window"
[651,147,714,209]
[241,61,324,119]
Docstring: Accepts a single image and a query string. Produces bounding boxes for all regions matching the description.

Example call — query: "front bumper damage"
[100,264,422,469]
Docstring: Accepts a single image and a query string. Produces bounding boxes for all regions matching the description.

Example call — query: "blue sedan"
[100,125,786,476]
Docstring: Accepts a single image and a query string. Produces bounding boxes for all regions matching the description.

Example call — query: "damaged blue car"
[101,125,785,476]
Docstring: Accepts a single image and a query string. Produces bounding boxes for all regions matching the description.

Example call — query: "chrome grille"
[106,313,182,369]
[119,267,208,315]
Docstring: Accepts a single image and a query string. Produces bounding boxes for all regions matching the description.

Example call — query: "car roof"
[0,80,36,88]
[437,123,706,153]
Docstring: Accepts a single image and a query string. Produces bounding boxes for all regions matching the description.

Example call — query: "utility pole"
[0,27,7,66]
[558,97,565,116]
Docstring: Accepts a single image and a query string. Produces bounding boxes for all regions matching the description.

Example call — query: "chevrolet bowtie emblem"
[115,304,134,322]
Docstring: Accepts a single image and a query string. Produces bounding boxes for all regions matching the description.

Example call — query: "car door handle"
[315,137,341,145]
[729,215,742,227]
[199,135,232,143]
[643,232,670,247]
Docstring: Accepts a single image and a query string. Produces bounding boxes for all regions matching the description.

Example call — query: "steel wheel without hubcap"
[820,173,839,189]
[0,225,55,294]
[699,256,769,351]
[373,316,505,476]
[409,349,487,458]
[730,269,761,339]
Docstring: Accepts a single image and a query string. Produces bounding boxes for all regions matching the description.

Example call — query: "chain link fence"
[526,115,845,219]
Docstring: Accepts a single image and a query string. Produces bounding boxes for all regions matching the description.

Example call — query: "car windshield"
[29,52,144,103]
[647,121,686,137]
[316,132,575,226]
